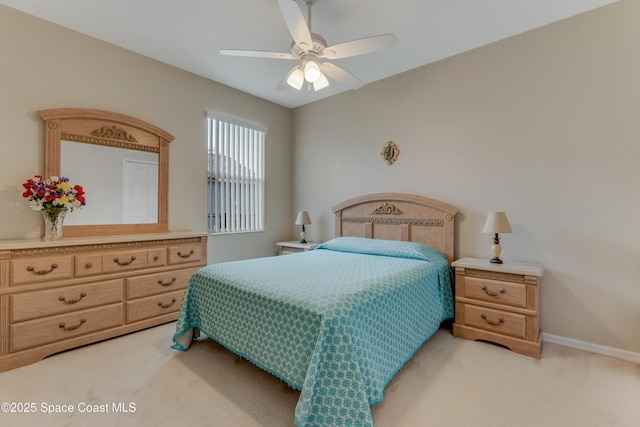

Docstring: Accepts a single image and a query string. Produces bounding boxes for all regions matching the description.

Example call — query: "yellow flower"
[59,195,69,205]
[57,182,71,191]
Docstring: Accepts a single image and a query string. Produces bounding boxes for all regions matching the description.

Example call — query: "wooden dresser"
[0,232,207,372]
[451,257,543,359]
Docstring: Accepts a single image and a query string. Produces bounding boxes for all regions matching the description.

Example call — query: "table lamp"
[295,211,311,243]
[482,212,512,264]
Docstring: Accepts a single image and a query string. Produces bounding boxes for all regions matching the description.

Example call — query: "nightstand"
[451,257,544,359]
[276,241,320,255]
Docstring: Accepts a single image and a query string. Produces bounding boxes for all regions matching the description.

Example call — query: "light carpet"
[0,322,638,427]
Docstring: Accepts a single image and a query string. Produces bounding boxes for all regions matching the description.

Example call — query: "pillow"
[316,236,446,263]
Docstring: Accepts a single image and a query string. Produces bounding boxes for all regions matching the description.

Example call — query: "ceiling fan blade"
[321,34,396,60]
[320,62,363,90]
[278,0,313,50]
[220,49,296,60]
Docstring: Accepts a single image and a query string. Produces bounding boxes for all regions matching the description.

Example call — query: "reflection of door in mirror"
[122,159,158,224]
[61,141,159,225]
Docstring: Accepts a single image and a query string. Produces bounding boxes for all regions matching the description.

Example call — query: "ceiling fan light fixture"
[303,60,321,83]
[313,73,329,91]
[287,67,305,90]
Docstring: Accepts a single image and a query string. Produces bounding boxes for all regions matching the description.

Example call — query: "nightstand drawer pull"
[26,263,58,275]
[481,285,505,297]
[58,318,86,331]
[113,256,136,266]
[59,292,87,304]
[177,250,194,259]
[157,277,177,287]
[481,314,504,326]
[158,298,177,309]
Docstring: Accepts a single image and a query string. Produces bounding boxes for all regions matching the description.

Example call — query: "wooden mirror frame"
[39,108,174,238]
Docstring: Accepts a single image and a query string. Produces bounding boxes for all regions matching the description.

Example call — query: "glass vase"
[42,208,68,241]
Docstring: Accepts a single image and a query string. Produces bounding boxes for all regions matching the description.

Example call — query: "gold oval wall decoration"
[381,140,399,165]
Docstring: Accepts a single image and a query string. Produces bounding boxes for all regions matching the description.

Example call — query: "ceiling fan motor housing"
[291,33,328,58]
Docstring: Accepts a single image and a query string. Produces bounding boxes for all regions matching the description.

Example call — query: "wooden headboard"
[333,193,458,262]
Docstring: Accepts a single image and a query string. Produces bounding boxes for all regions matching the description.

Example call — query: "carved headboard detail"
[333,193,458,262]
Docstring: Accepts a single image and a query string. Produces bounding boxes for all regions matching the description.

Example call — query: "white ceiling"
[1,0,618,109]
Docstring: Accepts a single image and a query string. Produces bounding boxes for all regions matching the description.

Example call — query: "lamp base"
[490,239,503,264]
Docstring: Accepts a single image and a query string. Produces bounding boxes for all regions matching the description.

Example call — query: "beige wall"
[0,5,294,262]
[293,0,639,353]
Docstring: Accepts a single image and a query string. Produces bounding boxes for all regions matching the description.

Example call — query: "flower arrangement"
[22,175,86,213]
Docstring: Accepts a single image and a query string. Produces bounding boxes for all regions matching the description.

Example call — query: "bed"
[173,193,458,426]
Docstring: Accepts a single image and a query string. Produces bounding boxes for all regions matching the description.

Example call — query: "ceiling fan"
[220,0,396,92]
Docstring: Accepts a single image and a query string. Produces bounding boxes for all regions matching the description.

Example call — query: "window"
[207,113,266,233]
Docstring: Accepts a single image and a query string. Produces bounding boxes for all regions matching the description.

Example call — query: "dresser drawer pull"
[158,277,177,287]
[59,292,87,304]
[177,250,195,259]
[58,318,87,331]
[158,298,177,309]
[113,256,136,266]
[481,285,505,297]
[26,263,58,275]
[84,262,93,269]
[153,255,160,261]
[481,314,504,326]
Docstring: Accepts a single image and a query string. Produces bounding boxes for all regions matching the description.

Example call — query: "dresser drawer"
[126,268,197,300]
[126,290,184,323]
[10,304,123,352]
[11,255,74,285]
[463,276,527,308]
[75,253,103,277]
[102,249,148,273]
[10,279,123,323]
[167,245,202,265]
[462,304,526,339]
[147,248,166,268]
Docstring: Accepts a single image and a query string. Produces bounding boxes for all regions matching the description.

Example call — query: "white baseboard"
[542,333,640,364]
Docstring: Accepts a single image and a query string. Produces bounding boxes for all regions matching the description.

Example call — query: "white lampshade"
[313,73,329,91]
[287,67,304,90]
[303,60,321,83]
[482,212,512,234]
[295,211,311,225]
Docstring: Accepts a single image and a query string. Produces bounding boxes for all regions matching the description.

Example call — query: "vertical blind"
[207,113,266,233]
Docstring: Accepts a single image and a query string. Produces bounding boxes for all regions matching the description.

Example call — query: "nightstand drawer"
[462,304,526,339]
[464,276,526,308]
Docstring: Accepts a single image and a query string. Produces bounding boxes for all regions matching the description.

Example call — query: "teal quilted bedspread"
[173,237,454,426]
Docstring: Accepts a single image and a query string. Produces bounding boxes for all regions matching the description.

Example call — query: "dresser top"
[0,231,208,251]
[452,257,544,277]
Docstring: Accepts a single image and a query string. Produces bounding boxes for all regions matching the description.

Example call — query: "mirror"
[39,108,174,237]
[61,141,159,225]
